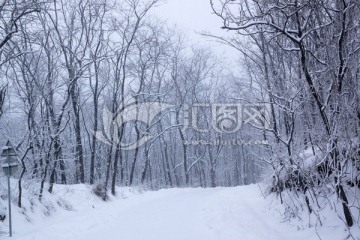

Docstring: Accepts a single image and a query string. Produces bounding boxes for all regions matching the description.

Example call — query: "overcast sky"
[151,0,240,66]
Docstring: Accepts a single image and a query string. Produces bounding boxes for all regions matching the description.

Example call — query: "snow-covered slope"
[0,183,359,240]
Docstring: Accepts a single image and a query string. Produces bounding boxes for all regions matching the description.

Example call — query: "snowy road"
[9,185,337,240]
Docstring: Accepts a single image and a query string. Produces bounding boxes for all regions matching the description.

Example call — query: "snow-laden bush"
[92,183,108,201]
[265,143,360,231]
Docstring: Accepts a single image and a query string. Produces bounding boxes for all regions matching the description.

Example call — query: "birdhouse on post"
[1,140,19,176]
[1,140,19,237]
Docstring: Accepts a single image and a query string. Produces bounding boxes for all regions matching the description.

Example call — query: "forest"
[0,0,359,230]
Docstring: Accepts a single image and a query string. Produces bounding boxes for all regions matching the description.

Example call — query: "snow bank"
[0,179,359,240]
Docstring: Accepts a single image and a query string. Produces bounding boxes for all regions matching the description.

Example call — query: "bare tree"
[210,0,360,227]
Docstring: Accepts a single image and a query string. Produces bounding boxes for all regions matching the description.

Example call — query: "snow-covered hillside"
[1,183,358,240]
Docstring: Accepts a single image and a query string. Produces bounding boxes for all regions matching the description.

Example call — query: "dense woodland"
[209,0,360,228]
[0,0,359,229]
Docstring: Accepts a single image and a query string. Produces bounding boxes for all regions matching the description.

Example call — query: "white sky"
[151,0,240,66]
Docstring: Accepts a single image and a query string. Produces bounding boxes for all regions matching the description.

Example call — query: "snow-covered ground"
[0,183,358,240]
